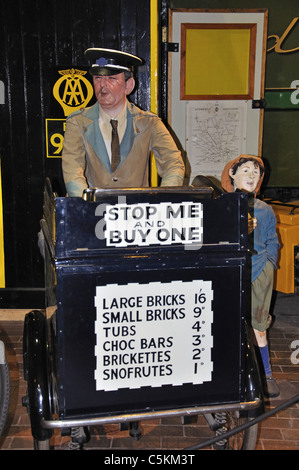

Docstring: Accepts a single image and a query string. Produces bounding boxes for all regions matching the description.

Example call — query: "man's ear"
[125,77,135,95]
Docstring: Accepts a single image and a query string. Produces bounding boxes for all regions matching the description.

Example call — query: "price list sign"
[94,279,213,391]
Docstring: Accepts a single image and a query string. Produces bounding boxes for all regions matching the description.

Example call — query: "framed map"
[186,100,247,182]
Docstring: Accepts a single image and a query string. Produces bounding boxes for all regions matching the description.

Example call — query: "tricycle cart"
[23,180,262,450]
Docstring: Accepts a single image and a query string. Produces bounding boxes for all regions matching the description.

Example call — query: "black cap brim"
[85,48,143,76]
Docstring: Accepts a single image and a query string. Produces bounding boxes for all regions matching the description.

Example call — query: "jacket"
[62,101,185,197]
[250,198,280,282]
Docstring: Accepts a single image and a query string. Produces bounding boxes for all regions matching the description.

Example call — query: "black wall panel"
[0,0,152,307]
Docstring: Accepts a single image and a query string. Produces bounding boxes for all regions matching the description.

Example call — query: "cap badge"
[96,57,108,66]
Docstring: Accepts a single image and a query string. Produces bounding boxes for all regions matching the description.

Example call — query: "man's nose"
[98,76,108,87]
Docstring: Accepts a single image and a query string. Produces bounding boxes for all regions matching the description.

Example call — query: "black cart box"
[47,188,249,420]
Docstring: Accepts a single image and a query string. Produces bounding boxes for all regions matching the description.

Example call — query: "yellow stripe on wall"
[0,159,5,287]
[150,0,158,187]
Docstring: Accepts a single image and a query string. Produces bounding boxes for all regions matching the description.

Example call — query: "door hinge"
[165,42,179,52]
[162,26,179,52]
[252,99,266,109]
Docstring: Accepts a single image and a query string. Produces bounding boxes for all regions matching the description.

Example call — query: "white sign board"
[97,201,203,248]
[94,279,214,391]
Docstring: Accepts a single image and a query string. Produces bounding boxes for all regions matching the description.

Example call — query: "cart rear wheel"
[213,411,258,450]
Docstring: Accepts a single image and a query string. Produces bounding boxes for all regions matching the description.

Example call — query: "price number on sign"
[192,292,207,374]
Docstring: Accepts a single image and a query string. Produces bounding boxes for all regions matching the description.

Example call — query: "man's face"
[93,73,135,114]
[229,161,261,193]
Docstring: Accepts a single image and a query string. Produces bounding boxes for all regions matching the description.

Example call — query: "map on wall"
[186,100,248,183]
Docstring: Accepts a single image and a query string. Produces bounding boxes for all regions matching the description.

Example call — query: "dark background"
[0,0,152,306]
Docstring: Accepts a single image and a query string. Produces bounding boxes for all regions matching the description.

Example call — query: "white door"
[168,9,268,184]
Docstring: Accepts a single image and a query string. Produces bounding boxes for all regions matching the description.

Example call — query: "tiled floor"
[0,292,298,451]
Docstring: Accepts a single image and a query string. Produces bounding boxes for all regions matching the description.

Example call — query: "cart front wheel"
[23,310,53,447]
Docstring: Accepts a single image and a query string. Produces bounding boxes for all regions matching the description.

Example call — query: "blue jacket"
[252,198,280,282]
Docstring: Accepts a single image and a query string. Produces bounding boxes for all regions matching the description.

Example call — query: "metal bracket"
[165,42,179,52]
[252,99,266,109]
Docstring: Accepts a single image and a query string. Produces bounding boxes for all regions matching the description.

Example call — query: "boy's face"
[229,161,261,193]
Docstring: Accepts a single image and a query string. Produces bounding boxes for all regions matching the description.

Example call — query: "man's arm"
[62,115,88,197]
[150,118,185,186]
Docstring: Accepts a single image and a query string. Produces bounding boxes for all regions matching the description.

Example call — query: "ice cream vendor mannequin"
[61,48,185,197]
[221,155,280,398]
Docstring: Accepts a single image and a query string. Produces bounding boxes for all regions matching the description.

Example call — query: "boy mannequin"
[221,155,280,397]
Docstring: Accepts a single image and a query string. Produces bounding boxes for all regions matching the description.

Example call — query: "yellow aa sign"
[53,68,94,116]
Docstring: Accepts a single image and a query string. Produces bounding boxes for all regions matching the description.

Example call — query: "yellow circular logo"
[53,68,94,116]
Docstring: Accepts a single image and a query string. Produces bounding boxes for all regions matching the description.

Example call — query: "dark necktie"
[110,119,120,172]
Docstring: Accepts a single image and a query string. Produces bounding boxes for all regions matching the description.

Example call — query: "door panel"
[169,9,268,184]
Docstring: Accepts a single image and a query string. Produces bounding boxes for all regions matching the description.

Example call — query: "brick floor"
[0,292,298,451]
